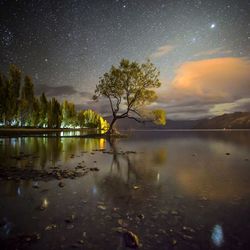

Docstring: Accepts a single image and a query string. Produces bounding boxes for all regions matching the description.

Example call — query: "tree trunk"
[106,117,117,135]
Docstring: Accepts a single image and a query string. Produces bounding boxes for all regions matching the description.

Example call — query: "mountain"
[194,112,250,129]
[105,112,250,130]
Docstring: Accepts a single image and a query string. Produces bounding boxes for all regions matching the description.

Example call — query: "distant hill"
[194,112,250,129]
[105,112,250,130]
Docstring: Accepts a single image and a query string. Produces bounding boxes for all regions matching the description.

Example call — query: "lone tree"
[93,59,166,134]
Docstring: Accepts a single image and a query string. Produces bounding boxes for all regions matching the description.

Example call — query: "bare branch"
[127,116,145,123]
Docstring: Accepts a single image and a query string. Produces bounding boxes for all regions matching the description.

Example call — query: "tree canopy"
[94,59,166,133]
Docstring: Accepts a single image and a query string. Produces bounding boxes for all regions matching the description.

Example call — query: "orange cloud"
[158,57,250,119]
[151,44,175,58]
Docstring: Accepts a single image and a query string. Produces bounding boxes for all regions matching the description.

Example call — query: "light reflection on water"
[212,224,224,247]
[0,131,250,249]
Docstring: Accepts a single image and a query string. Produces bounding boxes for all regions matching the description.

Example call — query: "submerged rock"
[97,205,107,210]
[39,199,49,211]
[172,239,177,245]
[136,214,145,220]
[182,226,195,234]
[123,230,140,249]
[171,210,179,216]
[90,167,99,171]
[32,182,39,189]
[65,214,76,223]
[19,233,41,242]
[45,224,57,231]
[133,185,140,190]
[58,181,65,187]
[113,227,127,234]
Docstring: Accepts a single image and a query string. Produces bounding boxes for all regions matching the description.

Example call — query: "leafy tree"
[77,111,85,128]
[39,93,48,127]
[77,109,109,131]
[62,100,77,128]
[9,65,21,124]
[0,73,5,124]
[98,116,109,131]
[3,65,22,125]
[94,59,166,134]
[151,109,166,125]
[4,79,14,125]
[48,98,62,128]
[81,109,99,128]
[19,75,35,126]
[31,98,41,127]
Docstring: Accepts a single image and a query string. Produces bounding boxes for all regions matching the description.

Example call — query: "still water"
[0,131,250,250]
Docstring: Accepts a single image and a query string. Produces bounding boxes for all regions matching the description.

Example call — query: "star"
[210,23,216,29]
[44,58,48,62]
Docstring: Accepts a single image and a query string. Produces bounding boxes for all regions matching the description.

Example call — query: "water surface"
[0,131,250,249]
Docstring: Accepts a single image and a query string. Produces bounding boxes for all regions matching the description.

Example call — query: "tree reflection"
[96,138,167,205]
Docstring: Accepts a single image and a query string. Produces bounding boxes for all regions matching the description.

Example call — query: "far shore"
[0,127,249,138]
[0,127,98,136]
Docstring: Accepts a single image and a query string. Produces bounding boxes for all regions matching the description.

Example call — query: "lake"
[0,131,250,249]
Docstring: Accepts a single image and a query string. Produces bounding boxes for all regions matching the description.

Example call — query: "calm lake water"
[0,131,250,250]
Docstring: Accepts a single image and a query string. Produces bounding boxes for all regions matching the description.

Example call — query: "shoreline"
[0,128,98,136]
[0,128,249,138]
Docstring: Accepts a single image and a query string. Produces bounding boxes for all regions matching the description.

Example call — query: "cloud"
[35,84,78,97]
[151,44,175,58]
[158,57,250,119]
[78,91,93,98]
[74,98,109,113]
[35,84,93,103]
[194,48,232,57]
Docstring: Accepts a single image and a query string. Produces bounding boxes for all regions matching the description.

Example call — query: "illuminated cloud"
[158,57,250,119]
[194,48,232,57]
[151,44,175,58]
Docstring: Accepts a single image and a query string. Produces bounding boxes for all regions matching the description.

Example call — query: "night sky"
[0,0,250,119]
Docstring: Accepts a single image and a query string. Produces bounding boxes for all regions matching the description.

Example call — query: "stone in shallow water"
[45,224,57,231]
[58,181,65,187]
[19,233,41,242]
[171,210,179,216]
[97,205,107,210]
[133,185,140,190]
[172,239,177,245]
[113,227,127,233]
[123,230,140,249]
[32,182,39,188]
[136,214,145,220]
[90,167,99,171]
[39,198,49,210]
[182,226,195,233]
[65,214,76,223]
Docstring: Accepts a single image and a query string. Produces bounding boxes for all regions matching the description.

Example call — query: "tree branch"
[127,115,145,123]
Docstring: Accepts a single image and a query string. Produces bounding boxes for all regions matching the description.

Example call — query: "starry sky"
[0,0,250,120]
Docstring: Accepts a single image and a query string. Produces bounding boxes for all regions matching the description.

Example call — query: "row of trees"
[0,65,109,130]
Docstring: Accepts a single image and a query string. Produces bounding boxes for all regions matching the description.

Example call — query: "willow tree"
[93,59,166,134]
